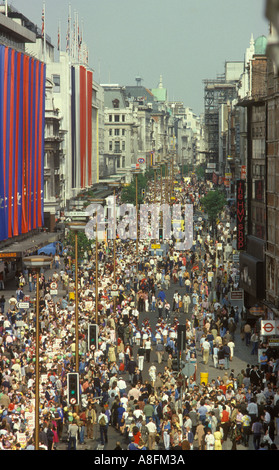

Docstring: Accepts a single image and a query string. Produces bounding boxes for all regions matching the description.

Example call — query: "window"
[122,115,125,122]
[109,141,113,151]
[109,115,112,122]
[52,75,60,93]
[115,141,121,152]
[114,129,120,136]
[113,99,119,109]
[109,129,112,136]
[114,115,120,122]
[122,129,125,136]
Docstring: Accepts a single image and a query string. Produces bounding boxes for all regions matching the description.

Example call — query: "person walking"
[156,341,164,364]
[98,408,109,446]
[202,337,210,365]
[252,417,264,450]
[213,426,223,450]
[68,420,79,450]
[220,405,230,442]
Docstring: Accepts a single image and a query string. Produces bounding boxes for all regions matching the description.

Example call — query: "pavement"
[1,254,277,451]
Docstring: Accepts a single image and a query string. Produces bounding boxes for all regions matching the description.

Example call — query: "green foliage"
[121,172,148,204]
[65,230,93,260]
[200,190,226,223]
[195,164,206,180]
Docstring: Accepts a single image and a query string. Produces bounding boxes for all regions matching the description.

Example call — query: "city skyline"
[8,0,268,115]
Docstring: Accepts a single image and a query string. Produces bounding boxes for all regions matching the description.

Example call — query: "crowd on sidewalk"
[0,173,278,451]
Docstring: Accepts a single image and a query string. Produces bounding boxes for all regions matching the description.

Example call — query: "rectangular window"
[52,75,60,93]
[114,115,120,122]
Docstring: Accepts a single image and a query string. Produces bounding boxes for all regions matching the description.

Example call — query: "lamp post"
[131,168,142,255]
[107,183,120,312]
[22,255,52,451]
[165,157,171,203]
[87,198,105,324]
[66,221,87,373]
[160,162,163,206]
[152,165,159,203]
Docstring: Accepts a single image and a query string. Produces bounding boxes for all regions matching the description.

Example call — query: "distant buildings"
[0,4,204,254]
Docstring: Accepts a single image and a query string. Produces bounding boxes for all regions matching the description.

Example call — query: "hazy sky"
[10,0,268,115]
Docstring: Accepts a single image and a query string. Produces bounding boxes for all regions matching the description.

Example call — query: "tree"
[200,190,226,229]
[65,230,93,261]
[121,173,148,205]
[195,164,206,181]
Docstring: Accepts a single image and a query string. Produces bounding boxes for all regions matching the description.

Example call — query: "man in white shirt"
[146,418,157,450]
[202,338,210,365]
[117,377,127,397]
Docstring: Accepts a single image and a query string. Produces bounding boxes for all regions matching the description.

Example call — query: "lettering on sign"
[236,180,245,251]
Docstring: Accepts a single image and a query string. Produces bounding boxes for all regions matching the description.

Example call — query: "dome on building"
[254,35,267,55]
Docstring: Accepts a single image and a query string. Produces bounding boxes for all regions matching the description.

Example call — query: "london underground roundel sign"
[261,320,276,335]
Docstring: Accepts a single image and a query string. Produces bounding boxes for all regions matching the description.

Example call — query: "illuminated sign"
[0,252,20,259]
[236,180,245,251]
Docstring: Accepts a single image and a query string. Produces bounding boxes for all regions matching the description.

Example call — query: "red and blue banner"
[0,45,46,242]
[71,64,93,189]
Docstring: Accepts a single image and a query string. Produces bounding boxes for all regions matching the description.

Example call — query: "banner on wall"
[71,65,93,189]
[0,45,46,242]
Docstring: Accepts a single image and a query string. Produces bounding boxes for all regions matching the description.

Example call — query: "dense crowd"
[0,173,278,451]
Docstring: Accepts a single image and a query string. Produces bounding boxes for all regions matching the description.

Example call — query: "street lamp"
[22,255,52,451]
[159,162,163,206]
[87,198,105,324]
[165,157,171,203]
[131,168,142,255]
[152,165,160,203]
[66,221,87,373]
[107,182,120,313]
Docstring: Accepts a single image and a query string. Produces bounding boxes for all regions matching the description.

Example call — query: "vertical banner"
[212,171,218,185]
[71,66,76,189]
[79,65,86,188]
[0,45,45,242]
[71,65,93,190]
[87,69,92,187]
[236,179,245,251]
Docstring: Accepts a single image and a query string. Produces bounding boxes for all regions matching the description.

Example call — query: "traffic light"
[88,323,98,351]
[67,373,80,406]
[177,324,186,352]
[171,357,179,372]
[159,227,163,240]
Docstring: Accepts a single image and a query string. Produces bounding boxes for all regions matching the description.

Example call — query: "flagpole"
[68,3,72,63]
[43,2,46,63]
[58,20,61,57]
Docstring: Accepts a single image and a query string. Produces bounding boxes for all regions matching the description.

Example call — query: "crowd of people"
[0,171,278,451]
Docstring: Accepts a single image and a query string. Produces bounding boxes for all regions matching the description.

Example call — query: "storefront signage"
[236,180,245,251]
[0,252,20,259]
